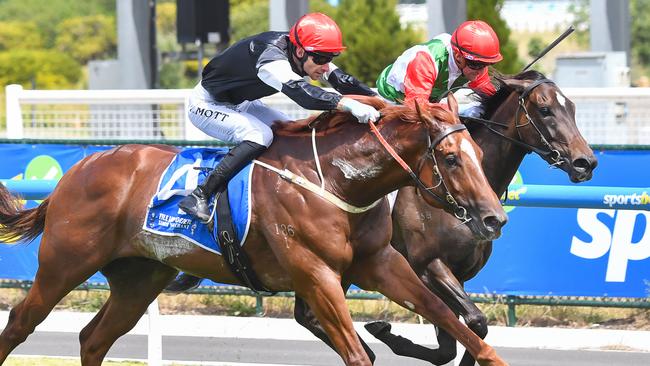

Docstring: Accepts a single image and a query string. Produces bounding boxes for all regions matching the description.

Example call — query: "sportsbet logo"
[501,171,524,213]
[603,191,650,207]
[571,209,650,282]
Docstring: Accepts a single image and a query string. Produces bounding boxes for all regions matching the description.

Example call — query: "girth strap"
[215,187,275,294]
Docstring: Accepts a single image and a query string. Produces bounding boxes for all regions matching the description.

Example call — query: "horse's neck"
[269,120,423,207]
[475,95,528,196]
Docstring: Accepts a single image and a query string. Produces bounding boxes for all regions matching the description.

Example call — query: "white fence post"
[147,299,162,366]
[5,84,24,139]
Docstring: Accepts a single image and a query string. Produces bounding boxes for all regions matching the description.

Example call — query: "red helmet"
[451,20,503,64]
[289,13,346,53]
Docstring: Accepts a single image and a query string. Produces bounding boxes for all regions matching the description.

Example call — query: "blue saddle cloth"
[143,148,252,255]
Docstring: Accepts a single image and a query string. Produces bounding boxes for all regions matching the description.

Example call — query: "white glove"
[459,104,485,119]
[339,97,380,124]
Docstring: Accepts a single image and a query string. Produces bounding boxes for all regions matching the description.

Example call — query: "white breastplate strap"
[252,160,384,214]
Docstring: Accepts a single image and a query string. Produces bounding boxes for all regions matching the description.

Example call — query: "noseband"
[369,121,471,222]
[461,78,566,167]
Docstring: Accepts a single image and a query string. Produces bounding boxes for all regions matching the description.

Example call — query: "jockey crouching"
[376,20,503,116]
[179,12,380,222]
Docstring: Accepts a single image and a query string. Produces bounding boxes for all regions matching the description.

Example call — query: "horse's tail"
[0,184,49,243]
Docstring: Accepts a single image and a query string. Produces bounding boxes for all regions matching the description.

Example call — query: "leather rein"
[369,121,471,222]
[460,78,566,167]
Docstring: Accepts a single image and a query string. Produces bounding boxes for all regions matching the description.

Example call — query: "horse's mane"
[477,70,547,119]
[273,95,455,136]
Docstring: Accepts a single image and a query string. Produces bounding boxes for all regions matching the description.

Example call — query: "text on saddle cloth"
[144,148,252,255]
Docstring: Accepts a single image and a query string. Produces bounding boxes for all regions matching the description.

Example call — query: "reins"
[461,78,565,167]
[368,120,471,222]
[253,108,472,221]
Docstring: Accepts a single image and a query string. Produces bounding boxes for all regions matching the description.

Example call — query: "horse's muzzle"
[478,213,507,240]
[570,155,598,183]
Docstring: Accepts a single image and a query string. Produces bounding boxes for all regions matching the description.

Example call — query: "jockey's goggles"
[464,59,490,70]
[308,51,339,65]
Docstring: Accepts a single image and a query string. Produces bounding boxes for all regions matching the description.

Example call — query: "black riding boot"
[178,141,266,222]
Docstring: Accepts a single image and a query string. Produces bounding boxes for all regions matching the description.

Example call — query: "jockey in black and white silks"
[180,12,380,222]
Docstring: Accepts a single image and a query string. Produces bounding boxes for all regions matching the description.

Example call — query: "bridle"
[461,78,567,167]
[369,121,471,223]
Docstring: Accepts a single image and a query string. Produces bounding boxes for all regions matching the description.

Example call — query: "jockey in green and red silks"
[376,20,503,118]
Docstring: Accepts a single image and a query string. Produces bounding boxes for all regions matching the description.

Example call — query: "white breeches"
[187,83,291,147]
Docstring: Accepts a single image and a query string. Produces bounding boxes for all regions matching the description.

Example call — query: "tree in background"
[55,15,116,64]
[229,0,335,45]
[231,0,268,43]
[567,0,589,48]
[0,22,45,51]
[631,0,650,79]
[0,0,114,47]
[527,37,545,59]
[0,0,113,90]
[467,0,523,74]
[0,49,81,89]
[332,0,421,86]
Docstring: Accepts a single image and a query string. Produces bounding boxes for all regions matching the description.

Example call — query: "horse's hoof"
[364,321,392,337]
[164,273,202,293]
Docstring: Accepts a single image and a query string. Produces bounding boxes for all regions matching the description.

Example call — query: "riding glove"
[459,103,485,119]
[339,97,381,124]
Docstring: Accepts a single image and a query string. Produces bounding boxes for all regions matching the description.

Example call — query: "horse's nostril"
[483,215,503,231]
[572,157,591,173]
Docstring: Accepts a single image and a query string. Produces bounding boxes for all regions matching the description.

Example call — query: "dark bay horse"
[0,95,508,366]
[293,70,597,365]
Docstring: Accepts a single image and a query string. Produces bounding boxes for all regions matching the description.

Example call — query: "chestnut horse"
[292,71,597,365]
[0,95,508,366]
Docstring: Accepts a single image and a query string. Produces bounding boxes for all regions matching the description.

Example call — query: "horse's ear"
[414,99,425,121]
[446,92,459,117]
[499,78,530,93]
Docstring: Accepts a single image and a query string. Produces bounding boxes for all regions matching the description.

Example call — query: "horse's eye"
[445,154,458,167]
[539,106,552,117]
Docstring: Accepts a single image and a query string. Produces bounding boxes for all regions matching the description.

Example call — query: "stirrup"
[179,193,213,223]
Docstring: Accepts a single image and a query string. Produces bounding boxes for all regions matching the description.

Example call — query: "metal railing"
[5,84,650,145]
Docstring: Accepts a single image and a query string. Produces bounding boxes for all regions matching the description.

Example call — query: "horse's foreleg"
[425,259,487,338]
[79,258,177,366]
[294,290,376,363]
[424,259,489,366]
[0,238,103,363]
[294,268,371,366]
[347,248,507,366]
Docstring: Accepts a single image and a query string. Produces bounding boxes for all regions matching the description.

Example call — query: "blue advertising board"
[0,144,111,283]
[0,144,649,298]
[466,149,650,298]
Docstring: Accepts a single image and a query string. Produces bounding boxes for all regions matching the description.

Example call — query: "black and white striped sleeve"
[323,64,377,97]
[256,48,342,110]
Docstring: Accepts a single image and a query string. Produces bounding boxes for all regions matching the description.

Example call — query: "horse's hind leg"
[348,248,506,366]
[0,237,106,364]
[79,258,177,366]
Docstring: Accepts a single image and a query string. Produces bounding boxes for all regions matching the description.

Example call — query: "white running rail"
[5,84,650,145]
